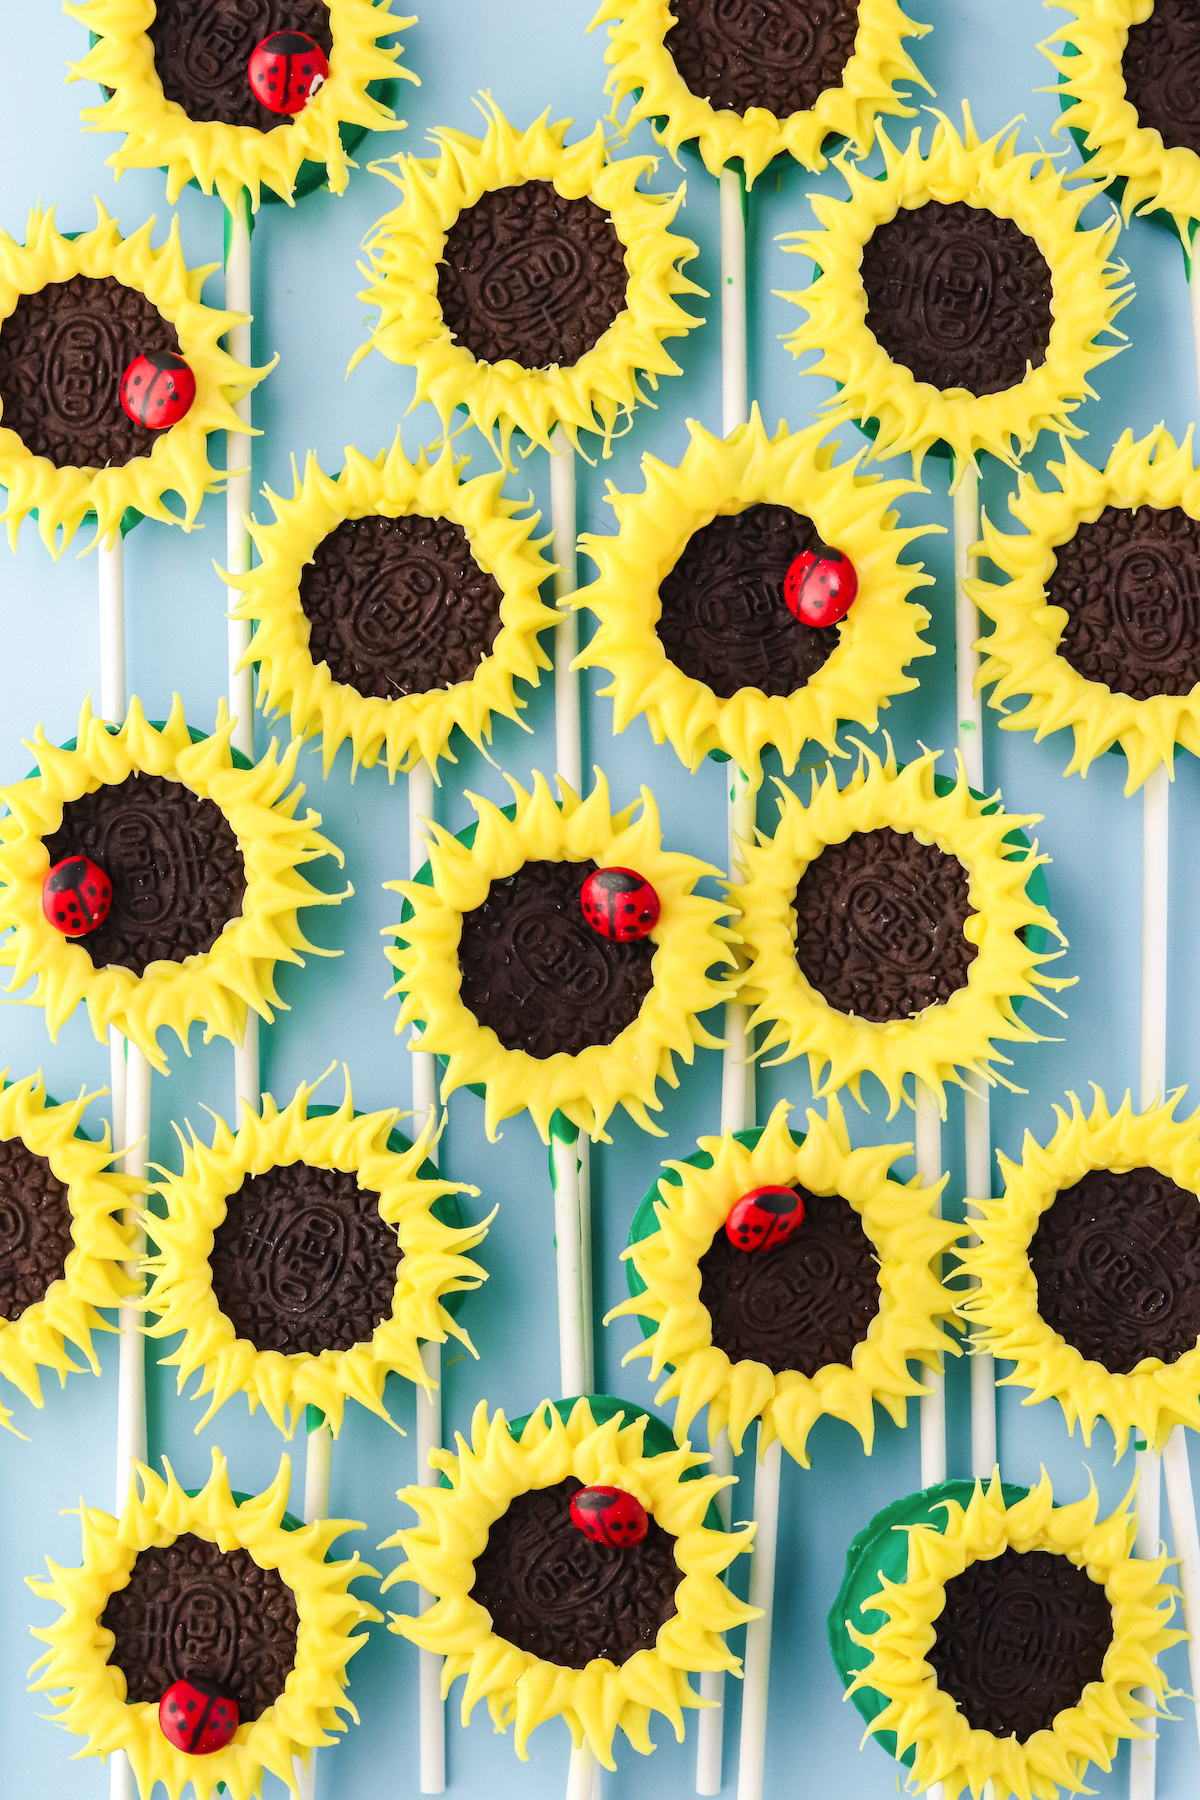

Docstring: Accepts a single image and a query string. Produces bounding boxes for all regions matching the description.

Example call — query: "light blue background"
[3,1,1200,1795]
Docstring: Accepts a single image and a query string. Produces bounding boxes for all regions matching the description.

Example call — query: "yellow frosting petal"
[610,1096,959,1462]
[229,433,559,779]
[847,1471,1180,1800]
[592,0,930,185]
[0,1070,139,1433]
[66,0,414,212]
[0,696,349,1072]
[142,1072,488,1437]
[356,99,704,462]
[973,426,1200,794]
[728,741,1068,1116]
[960,1085,1200,1454]
[0,205,268,553]
[28,1450,381,1800]
[778,107,1131,479]
[382,1396,757,1767]
[575,408,935,780]
[386,769,735,1142]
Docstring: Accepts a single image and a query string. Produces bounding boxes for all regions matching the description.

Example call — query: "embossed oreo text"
[665,0,859,118]
[149,0,334,131]
[1051,504,1200,700]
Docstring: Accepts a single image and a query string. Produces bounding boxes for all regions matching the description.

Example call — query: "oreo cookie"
[1122,0,1200,160]
[1049,505,1200,701]
[664,0,859,119]
[148,0,334,132]
[0,1136,74,1323]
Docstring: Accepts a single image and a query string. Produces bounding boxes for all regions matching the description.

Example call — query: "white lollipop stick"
[735,1433,781,1800]
[915,1082,946,1488]
[549,427,594,1399]
[953,465,998,1479]
[719,168,747,439]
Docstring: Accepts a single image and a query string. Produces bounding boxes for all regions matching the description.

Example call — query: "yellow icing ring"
[386,771,734,1142]
[959,1086,1200,1454]
[141,1074,488,1437]
[0,696,349,1074]
[778,107,1131,479]
[382,1396,756,1766]
[846,1471,1180,1800]
[574,408,935,780]
[609,1097,959,1463]
[28,1450,381,1800]
[1046,0,1200,242]
[592,0,930,186]
[729,742,1067,1116]
[973,427,1200,795]
[66,0,415,213]
[229,433,559,780]
[0,204,268,554]
[355,99,705,463]
[0,1070,138,1436]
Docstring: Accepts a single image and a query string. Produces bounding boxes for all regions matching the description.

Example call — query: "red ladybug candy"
[158,1678,239,1754]
[248,31,330,114]
[569,1485,649,1548]
[580,867,660,943]
[783,545,859,628]
[42,856,112,937]
[119,350,196,430]
[725,1185,806,1253]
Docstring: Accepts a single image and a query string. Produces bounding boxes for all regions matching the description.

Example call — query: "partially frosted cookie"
[387,772,734,1140]
[729,743,1065,1113]
[0,1071,137,1435]
[383,1396,755,1766]
[594,0,929,183]
[575,410,933,780]
[0,206,266,551]
[231,435,558,779]
[960,1087,1200,1453]
[67,0,414,209]
[29,1451,380,1800]
[611,1097,958,1462]
[830,1474,1178,1800]
[0,698,348,1071]
[974,427,1200,793]
[356,101,703,460]
[779,108,1129,475]
[142,1076,487,1435]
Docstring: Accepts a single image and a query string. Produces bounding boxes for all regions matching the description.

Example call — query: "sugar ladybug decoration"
[158,1678,240,1755]
[248,31,330,115]
[580,867,660,943]
[725,1185,806,1253]
[783,545,859,629]
[569,1485,650,1548]
[119,350,196,431]
[42,856,112,938]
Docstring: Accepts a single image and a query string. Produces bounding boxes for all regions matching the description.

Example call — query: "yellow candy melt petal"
[574,408,935,782]
[385,770,735,1142]
[729,741,1068,1115]
[383,1397,757,1767]
[28,1450,381,1800]
[229,434,558,780]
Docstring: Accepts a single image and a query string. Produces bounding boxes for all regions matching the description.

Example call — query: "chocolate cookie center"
[793,827,977,1022]
[860,200,1054,398]
[149,0,334,131]
[656,503,839,698]
[1049,505,1200,700]
[927,1547,1112,1740]
[1029,1165,1200,1375]
[665,0,859,117]
[299,513,504,699]
[209,1162,402,1355]
[1123,0,1200,158]
[43,773,247,978]
[457,858,655,1059]
[438,183,628,370]
[0,276,182,470]
[469,1476,679,1668]
[0,1136,73,1322]
[101,1533,299,1719]
[698,1189,879,1373]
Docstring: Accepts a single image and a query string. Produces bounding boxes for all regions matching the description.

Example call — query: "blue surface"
[2,2,1200,1797]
